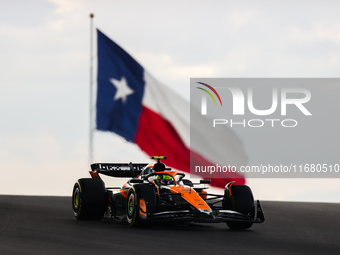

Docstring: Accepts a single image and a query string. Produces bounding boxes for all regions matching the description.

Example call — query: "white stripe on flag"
[142,71,247,168]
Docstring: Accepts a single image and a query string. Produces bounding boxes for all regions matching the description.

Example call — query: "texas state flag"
[96,29,246,188]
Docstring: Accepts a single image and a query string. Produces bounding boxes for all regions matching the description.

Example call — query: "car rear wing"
[90,163,148,178]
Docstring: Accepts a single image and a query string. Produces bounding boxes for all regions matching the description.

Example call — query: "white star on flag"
[110,77,134,103]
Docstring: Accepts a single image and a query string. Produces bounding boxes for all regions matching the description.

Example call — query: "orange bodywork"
[120,183,130,198]
[120,189,129,198]
[200,189,207,200]
[139,199,147,217]
[90,167,211,212]
[89,171,100,179]
[169,185,210,211]
[164,170,211,211]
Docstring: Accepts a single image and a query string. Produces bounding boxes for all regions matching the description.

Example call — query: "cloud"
[230,10,259,30]
[288,23,340,45]
[0,133,63,163]
[47,0,79,15]
[136,52,218,79]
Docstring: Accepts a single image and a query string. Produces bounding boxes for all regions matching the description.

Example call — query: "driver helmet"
[156,174,173,186]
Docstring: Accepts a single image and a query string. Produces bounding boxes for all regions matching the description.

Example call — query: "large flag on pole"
[96,29,246,188]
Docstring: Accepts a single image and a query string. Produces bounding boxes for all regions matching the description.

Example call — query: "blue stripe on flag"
[96,29,145,142]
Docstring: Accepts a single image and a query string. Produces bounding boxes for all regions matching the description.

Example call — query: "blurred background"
[1,0,339,202]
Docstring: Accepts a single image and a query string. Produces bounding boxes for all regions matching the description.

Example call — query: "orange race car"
[72,156,265,229]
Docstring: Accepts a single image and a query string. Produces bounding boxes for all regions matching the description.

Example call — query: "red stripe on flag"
[135,106,245,188]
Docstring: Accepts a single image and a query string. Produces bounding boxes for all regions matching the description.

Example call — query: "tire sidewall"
[126,187,138,225]
[72,181,82,219]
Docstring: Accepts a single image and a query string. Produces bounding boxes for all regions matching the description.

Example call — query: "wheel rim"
[73,188,80,210]
[128,194,135,217]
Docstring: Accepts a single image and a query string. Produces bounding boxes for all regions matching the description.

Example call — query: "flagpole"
[89,13,94,165]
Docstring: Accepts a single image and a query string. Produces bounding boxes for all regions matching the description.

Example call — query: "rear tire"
[72,178,107,220]
[226,185,255,230]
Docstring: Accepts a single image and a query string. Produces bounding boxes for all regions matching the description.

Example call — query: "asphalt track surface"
[0,196,339,255]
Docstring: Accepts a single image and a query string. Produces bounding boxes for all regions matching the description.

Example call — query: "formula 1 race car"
[72,156,265,229]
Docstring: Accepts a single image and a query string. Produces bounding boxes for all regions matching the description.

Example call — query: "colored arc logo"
[196,82,223,106]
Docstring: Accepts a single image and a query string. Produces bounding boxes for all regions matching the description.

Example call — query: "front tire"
[72,178,107,220]
[126,184,157,227]
[226,185,255,230]
[126,188,138,226]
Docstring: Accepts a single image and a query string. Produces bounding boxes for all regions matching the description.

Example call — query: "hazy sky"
[1,0,340,202]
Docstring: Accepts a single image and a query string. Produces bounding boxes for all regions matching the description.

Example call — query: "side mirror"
[200,180,211,184]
